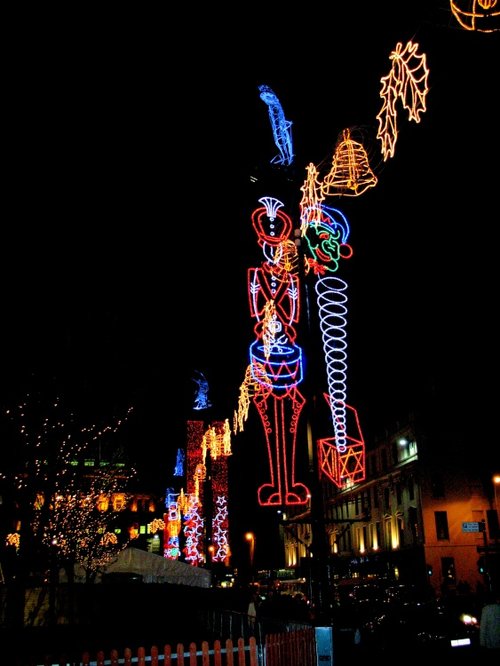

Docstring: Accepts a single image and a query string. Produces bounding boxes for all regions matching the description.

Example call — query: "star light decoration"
[376,40,429,161]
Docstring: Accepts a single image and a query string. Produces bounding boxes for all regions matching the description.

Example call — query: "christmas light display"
[233,364,260,435]
[1,396,136,579]
[450,0,500,31]
[6,532,20,551]
[182,493,205,566]
[174,448,185,477]
[163,490,182,560]
[201,420,232,563]
[317,396,366,487]
[321,128,378,197]
[247,196,310,506]
[192,370,212,410]
[164,420,232,564]
[301,204,352,276]
[301,203,366,486]
[376,41,429,161]
[259,85,294,167]
[299,163,325,235]
[212,495,230,563]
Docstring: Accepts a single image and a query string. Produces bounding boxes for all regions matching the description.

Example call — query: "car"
[330,580,388,649]
[356,594,480,654]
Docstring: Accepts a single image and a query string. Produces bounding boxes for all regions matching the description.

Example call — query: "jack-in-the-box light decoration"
[301,201,366,487]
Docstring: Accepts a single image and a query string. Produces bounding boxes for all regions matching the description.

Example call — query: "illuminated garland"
[233,364,261,435]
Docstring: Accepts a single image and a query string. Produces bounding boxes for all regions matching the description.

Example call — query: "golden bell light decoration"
[321,128,378,197]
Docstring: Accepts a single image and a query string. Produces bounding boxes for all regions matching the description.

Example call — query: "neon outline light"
[302,203,366,486]
[259,85,294,167]
[247,196,310,506]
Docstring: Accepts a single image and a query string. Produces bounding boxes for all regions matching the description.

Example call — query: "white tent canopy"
[74,547,212,588]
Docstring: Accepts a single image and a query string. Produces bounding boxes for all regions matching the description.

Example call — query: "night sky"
[2,5,499,561]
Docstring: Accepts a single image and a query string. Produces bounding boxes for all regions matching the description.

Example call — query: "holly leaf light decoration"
[376,41,430,161]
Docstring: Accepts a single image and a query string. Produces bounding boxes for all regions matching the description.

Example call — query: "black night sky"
[2,5,499,565]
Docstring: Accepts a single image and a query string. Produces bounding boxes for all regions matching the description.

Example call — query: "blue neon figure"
[192,370,212,410]
[259,84,294,167]
[173,449,185,477]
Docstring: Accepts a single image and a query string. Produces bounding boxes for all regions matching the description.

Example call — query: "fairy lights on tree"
[1,394,136,583]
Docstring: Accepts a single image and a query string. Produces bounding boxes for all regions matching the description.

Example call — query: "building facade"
[282,411,500,598]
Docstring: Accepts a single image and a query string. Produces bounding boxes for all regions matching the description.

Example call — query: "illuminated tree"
[0,393,136,586]
[47,468,135,584]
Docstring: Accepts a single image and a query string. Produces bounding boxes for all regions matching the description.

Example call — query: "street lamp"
[493,474,500,513]
[245,532,255,572]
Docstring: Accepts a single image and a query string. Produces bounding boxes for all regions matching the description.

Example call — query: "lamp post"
[493,474,500,514]
[245,532,255,579]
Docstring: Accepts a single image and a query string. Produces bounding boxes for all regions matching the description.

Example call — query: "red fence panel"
[265,628,316,666]
[77,632,275,665]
